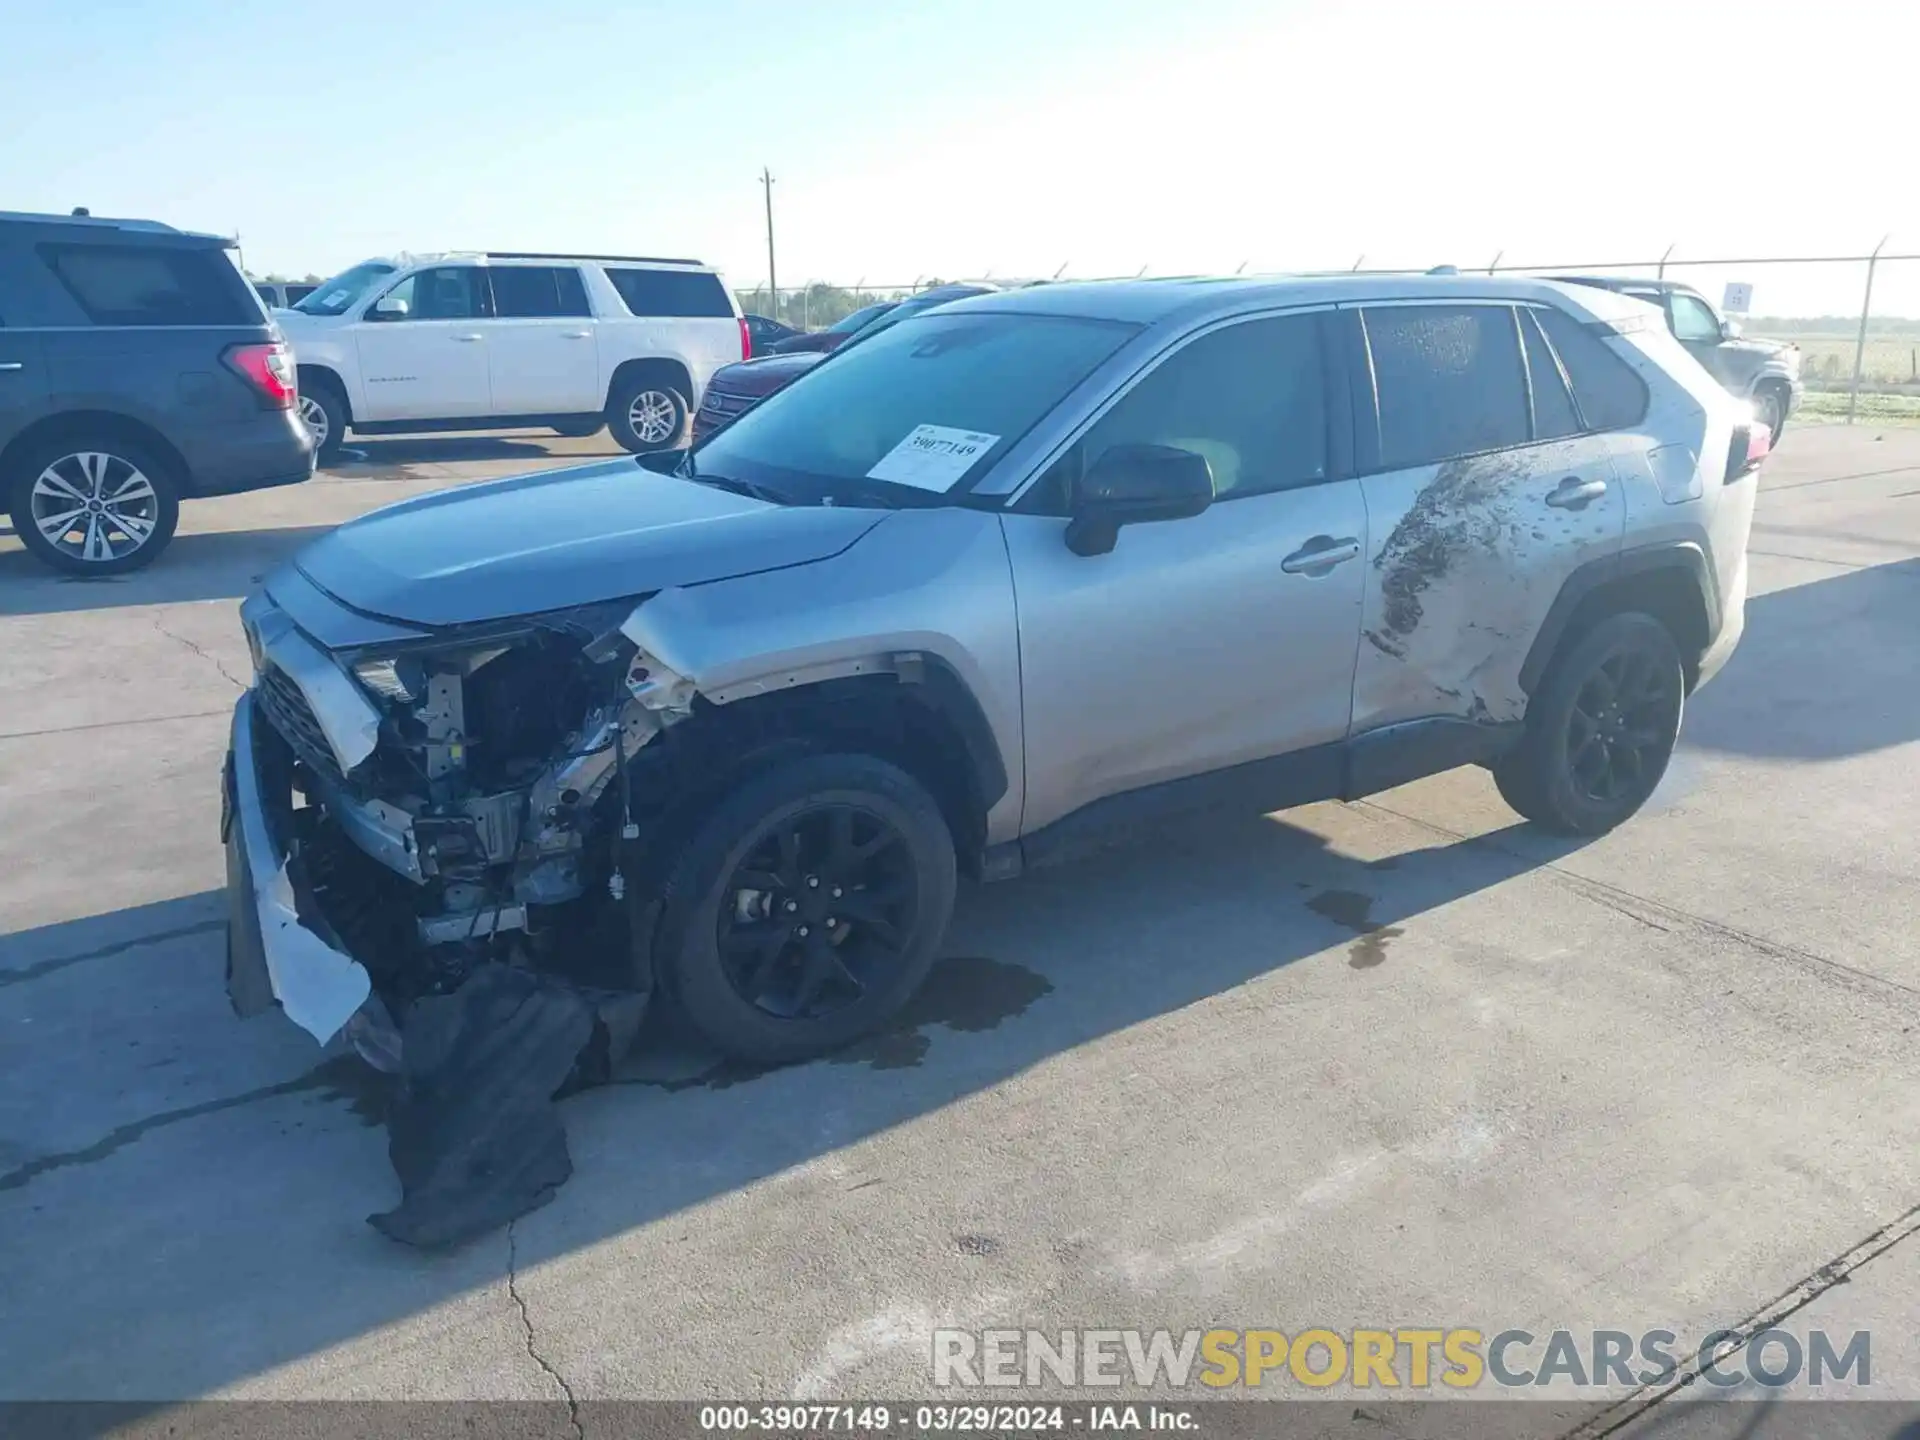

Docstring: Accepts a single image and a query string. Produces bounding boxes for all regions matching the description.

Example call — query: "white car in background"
[276,251,749,462]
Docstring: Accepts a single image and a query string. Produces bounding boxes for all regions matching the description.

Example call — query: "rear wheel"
[1493,612,1684,836]
[607,376,687,453]
[297,377,349,465]
[1752,382,1788,442]
[7,436,180,575]
[655,753,957,1063]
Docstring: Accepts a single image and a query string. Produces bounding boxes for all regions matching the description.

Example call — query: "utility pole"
[761,168,777,323]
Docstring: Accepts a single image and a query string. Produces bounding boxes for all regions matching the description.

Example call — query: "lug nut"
[807,875,820,888]
[830,886,843,898]
[825,917,837,928]
[785,899,799,913]
[797,925,810,937]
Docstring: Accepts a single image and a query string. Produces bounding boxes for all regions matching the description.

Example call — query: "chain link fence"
[741,246,1920,425]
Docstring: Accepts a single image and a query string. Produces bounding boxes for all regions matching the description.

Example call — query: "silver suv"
[223,274,1764,1071]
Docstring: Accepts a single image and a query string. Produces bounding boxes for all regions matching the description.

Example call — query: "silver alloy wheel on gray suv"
[628,389,681,447]
[18,446,181,574]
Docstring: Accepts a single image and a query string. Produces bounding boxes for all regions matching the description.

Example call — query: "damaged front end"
[223,585,691,1244]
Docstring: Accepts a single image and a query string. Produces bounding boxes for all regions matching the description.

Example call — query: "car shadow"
[0,803,1583,1402]
[1683,556,1920,760]
[0,526,337,616]
[327,434,623,472]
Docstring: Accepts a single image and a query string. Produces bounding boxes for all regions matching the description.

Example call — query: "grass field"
[1794,389,1920,425]
[1748,331,1920,386]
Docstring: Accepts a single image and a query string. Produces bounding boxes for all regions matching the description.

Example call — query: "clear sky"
[7,0,1919,316]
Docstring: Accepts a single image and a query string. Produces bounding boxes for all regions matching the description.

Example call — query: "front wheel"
[1493,612,1685,836]
[655,753,958,1063]
[1752,383,1787,443]
[8,438,181,575]
[607,377,688,453]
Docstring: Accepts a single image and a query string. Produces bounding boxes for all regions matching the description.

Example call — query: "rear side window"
[1519,308,1581,440]
[606,267,732,318]
[489,265,590,318]
[36,243,254,326]
[1533,305,1650,431]
[1364,305,1530,468]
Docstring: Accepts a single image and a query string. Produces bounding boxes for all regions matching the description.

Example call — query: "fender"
[1519,541,1719,695]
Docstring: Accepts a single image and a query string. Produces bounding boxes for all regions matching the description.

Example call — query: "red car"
[692,285,994,442]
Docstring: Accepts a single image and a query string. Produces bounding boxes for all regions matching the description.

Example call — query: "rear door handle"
[562,330,592,340]
[0,361,22,372]
[452,333,485,343]
[1545,476,1608,509]
[1281,535,1362,574]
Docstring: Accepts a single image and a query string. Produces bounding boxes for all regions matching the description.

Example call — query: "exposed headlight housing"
[351,655,425,704]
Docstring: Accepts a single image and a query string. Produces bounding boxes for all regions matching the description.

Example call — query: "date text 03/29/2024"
[697,1403,1198,1432]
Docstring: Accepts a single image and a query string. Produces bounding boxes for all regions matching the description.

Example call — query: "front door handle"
[451,333,485,343]
[1281,535,1362,574]
[0,361,23,372]
[1545,476,1608,510]
[562,330,592,340]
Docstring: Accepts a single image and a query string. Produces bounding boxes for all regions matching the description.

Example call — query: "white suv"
[275,252,748,462]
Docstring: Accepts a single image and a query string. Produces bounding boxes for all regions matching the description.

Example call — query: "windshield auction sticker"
[866,425,1000,491]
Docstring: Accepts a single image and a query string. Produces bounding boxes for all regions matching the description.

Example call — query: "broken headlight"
[351,655,427,704]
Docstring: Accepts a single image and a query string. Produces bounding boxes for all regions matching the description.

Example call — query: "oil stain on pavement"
[1306,890,1406,970]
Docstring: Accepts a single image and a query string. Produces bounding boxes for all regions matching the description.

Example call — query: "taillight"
[1727,419,1771,482]
[224,341,296,410]
[738,316,752,361]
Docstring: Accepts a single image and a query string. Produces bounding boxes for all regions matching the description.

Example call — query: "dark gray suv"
[0,211,315,574]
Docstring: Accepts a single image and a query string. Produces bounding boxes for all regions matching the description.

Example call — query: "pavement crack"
[0,918,224,990]
[508,1219,583,1436]
[0,1059,359,1194]
[150,616,248,691]
[1561,1198,1920,1438]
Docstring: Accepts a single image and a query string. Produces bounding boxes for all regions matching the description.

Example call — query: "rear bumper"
[222,690,374,1045]
[183,410,316,497]
[1695,551,1748,691]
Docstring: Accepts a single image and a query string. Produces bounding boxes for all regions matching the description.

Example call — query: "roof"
[946,272,1652,328]
[0,211,232,246]
[1548,274,1690,295]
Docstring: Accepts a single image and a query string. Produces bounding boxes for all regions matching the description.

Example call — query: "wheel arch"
[295,363,354,424]
[1521,543,1719,696]
[606,356,695,413]
[0,410,190,509]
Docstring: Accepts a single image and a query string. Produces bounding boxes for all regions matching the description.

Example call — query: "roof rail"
[1427,264,1460,275]
[482,251,705,266]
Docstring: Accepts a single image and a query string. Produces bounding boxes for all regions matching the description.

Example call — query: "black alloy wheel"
[716,802,918,1021]
[1563,643,1682,806]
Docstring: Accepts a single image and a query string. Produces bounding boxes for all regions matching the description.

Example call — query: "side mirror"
[369,295,410,320]
[1721,317,1743,339]
[1064,443,1214,557]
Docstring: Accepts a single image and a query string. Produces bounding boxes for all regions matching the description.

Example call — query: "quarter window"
[1519,309,1582,441]
[36,243,255,326]
[605,267,733,318]
[1364,305,1530,468]
[1533,305,1650,431]
[489,265,591,318]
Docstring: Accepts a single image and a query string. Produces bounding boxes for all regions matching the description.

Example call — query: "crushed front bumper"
[222,689,381,1047]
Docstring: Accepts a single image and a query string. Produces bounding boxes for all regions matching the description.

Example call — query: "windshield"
[690,311,1137,505]
[827,301,895,335]
[293,261,399,316]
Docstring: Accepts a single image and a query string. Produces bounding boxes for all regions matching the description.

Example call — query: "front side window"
[379,266,486,321]
[691,311,1137,505]
[294,261,397,316]
[1533,305,1650,431]
[1032,314,1329,512]
[1364,304,1530,468]
[827,302,894,335]
[1669,292,1722,343]
[36,243,255,326]
[489,266,590,318]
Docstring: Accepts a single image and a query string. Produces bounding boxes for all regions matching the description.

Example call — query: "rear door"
[352,265,492,420]
[481,265,600,414]
[1003,309,1369,834]
[0,244,49,448]
[603,266,741,401]
[1348,301,1624,732]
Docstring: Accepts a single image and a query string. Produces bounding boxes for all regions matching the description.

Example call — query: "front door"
[481,264,602,415]
[352,265,493,421]
[1667,288,1738,389]
[1003,310,1368,835]
[1348,302,1626,733]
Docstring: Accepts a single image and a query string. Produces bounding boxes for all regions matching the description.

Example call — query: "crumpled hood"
[294,458,886,627]
[711,351,827,395]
